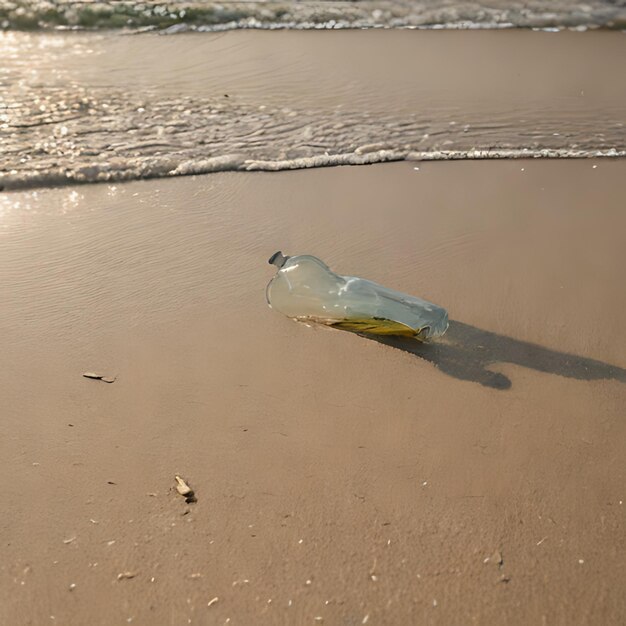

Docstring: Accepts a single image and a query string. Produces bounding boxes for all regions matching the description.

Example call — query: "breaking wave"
[2,1,625,33]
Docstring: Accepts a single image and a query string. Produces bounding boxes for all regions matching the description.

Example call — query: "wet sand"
[1,160,625,624]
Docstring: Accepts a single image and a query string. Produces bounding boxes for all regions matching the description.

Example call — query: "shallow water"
[1,29,625,189]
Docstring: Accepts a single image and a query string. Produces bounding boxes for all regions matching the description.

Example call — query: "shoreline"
[2,149,626,193]
[3,28,625,192]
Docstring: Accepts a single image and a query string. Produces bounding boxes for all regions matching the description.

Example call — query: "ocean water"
[1,4,625,190]
[2,1,626,32]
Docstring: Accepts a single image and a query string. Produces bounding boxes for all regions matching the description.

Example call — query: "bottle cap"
[268,251,290,268]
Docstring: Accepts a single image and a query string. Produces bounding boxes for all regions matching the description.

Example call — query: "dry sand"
[1,160,625,624]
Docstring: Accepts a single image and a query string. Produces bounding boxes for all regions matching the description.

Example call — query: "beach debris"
[266,251,448,339]
[117,571,138,581]
[188,573,202,579]
[174,475,192,496]
[69,583,76,591]
[175,475,197,503]
[207,597,219,607]
[484,550,504,567]
[63,536,76,544]
[82,372,116,383]
[83,372,103,379]
[369,557,378,582]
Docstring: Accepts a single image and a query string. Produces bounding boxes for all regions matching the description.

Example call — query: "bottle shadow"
[364,320,626,390]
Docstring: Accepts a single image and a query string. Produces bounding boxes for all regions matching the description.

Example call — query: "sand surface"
[1,160,625,624]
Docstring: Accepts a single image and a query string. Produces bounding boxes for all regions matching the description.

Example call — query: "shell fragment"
[175,475,196,502]
[83,372,116,383]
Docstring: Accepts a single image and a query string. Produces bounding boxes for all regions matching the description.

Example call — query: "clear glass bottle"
[266,252,448,339]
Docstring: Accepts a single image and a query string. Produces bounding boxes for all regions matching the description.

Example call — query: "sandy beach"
[1,159,625,624]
